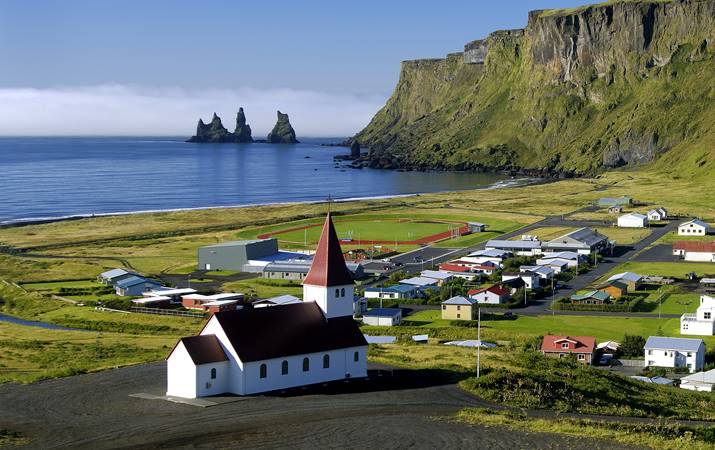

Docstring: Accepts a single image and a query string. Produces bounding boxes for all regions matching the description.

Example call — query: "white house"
[502,271,539,289]
[420,270,454,285]
[363,284,418,300]
[672,241,715,262]
[252,295,302,308]
[647,208,667,221]
[485,239,542,256]
[464,249,510,266]
[166,213,368,398]
[399,277,439,289]
[520,265,554,281]
[681,295,715,336]
[644,336,705,373]
[535,258,570,274]
[468,285,511,304]
[678,219,710,236]
[680,368,715,392]
[618,213,648,228]
[361,308,402,326]
[538,251,584,267]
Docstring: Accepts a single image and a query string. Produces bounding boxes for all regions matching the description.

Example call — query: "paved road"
[0,362,665,450]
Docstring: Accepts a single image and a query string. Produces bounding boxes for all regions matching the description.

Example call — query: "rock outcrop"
[233,107,253,143]
[354,0,715,177]
[350,140,361,158]
[187,108,254,143]
[266,111,299,144]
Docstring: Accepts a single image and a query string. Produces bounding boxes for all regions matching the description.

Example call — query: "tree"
[619,334,646,357]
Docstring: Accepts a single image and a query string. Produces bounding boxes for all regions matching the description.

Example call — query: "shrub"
[620,334,646,357]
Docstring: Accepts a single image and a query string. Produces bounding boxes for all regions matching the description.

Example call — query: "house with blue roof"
[98,268,140,285]
[644,336,705,373]
[114,276,163,297]
[363,284,418,300]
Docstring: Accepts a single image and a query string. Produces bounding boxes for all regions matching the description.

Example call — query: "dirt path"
[0,363,646,450]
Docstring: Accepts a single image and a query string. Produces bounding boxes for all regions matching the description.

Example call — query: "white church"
[166,213,368,398]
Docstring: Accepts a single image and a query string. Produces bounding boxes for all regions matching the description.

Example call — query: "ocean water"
[0,137,522,224]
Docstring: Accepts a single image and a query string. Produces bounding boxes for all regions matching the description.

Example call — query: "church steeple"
[303,213,354,287]
[303,213,355,318]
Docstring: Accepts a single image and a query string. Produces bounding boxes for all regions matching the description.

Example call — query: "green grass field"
[20,279,98,290]
[599,261,715,281]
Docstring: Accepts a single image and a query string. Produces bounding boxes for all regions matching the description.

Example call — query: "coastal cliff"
[354,0,715,177]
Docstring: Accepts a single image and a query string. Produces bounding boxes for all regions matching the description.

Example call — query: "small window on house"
[210,368,216,379]
[648,350,653,355]
[442,305,446,310]
[577,354,585,360]
[561,343,569,349]
[323,354,330,368]
[260,363,267,379]
[354,351,359,362]
[303,357,310,372]
[457,313,461,318]
[281,360,289,375]
[341,288,345,297]
[705,312,712,320]
[457,305,461,310]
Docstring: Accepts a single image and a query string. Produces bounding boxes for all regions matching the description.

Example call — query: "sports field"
[259,218,467,245]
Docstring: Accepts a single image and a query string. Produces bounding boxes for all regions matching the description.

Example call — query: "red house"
[540,335,596,365]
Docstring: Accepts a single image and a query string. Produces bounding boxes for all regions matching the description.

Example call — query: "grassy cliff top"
[537,0,675,18]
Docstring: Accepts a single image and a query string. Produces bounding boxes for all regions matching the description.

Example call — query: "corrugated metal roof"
[645,336,704,351]
[486,239,541,249]
[363,335,397,344]
[363,308,401,317]
[399,277,438,287]
[442,296,476,305]
[99,268,129,279]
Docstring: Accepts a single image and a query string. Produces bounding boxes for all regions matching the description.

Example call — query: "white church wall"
[201,316,246,394]
[303,283,354,318]
[166,342,197,398]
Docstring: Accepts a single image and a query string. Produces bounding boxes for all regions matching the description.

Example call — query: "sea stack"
[233,107,253,143]
[187,112,232,143]
[266,111,299,144]
[350,140,361,159]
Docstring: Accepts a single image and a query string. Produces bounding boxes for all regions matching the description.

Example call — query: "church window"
[303,357,310,372]
[323,354,330,368]
[259,364,267,378]
[210,368,216,379]
[341,288,345,297]
[354,351,359,362]
[281,360,289,375]
[335,288,340,297]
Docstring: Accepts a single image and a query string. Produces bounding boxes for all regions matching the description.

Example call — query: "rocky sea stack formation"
[187,108,253,143]
[354,0,715,178]
[266,111,299,144]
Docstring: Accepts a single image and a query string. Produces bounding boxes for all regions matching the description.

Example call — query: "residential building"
[166,213,367,398]
[520,265,554,281]
[542,227,610,255]
[701,278,715,294]
[362,308,402,326]
[618,213,648,228]
[399,277,439,289]
[181,293,243,311]
[114,276,163,297]
[644,336,705,373]
[647,208,668,221]
[597,280,628,299]
[502,271,539,289]
[681,295,715,336]
[536,258,569,274]
[420,270,454,286]
[251,295,302,308]
[363,284,418,300]
[540,335,596,365]
[468,285,511,304]
[485,239,542,256]
[97,268,140,285]
[678,219,710,236]
[464,249,511,266]
[148,288,198,302]
[441,296,477,320]
[538,251,584,268]
[672,241,715,262]
[679,368,715,392]
[571,290,610,305]
[607,272,643,292]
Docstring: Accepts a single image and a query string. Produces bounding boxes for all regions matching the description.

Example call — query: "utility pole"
[477,306,481,378]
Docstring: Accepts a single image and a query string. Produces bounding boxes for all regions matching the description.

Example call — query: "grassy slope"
[356,1,715,178]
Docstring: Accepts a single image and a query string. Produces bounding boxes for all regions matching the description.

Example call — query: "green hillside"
[354,0,715,179]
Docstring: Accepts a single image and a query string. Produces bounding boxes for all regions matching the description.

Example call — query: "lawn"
[402,309,453,327]
[654,228,715,245]
[221,278,303,300]
[599,261,715,281]
[20,279,98,290]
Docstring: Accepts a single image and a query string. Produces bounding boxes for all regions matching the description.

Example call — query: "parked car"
[599,354,615,365]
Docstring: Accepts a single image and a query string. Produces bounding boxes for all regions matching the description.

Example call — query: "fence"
[130,306,205,318]
[617,359,644,367]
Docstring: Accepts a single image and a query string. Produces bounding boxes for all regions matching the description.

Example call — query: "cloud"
[0,85,387,137]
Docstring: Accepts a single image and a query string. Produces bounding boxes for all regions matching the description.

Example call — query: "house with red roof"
[673,241,715,262]
[166,213,368,398]
[468,285,511,305]
[540,335,597,365]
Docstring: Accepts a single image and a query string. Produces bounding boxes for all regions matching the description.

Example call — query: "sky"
[0,0,587,136]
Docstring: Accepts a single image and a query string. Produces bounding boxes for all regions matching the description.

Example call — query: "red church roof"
[303,213,355,287]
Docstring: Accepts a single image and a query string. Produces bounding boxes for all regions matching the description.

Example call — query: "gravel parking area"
[0,363,637,450]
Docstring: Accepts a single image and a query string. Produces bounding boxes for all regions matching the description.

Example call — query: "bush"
[620,334,646,357]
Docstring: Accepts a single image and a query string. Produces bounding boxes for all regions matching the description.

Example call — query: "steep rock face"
[188,113,232,143]
[266,111,299,144]
[233,107,253,143]
[355,0,715,177]
[188,108,254,143]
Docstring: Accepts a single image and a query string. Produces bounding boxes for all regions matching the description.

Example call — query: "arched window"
[210,368,217,379]
[353,351,359,362]
[259,363,267,379]
[302,357,310,372]
[323,354,330,369]
[335,288,340,297]
[281,360,289,375]
[340,288,345,297]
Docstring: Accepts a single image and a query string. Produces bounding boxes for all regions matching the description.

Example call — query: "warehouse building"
[198,239,280,271]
